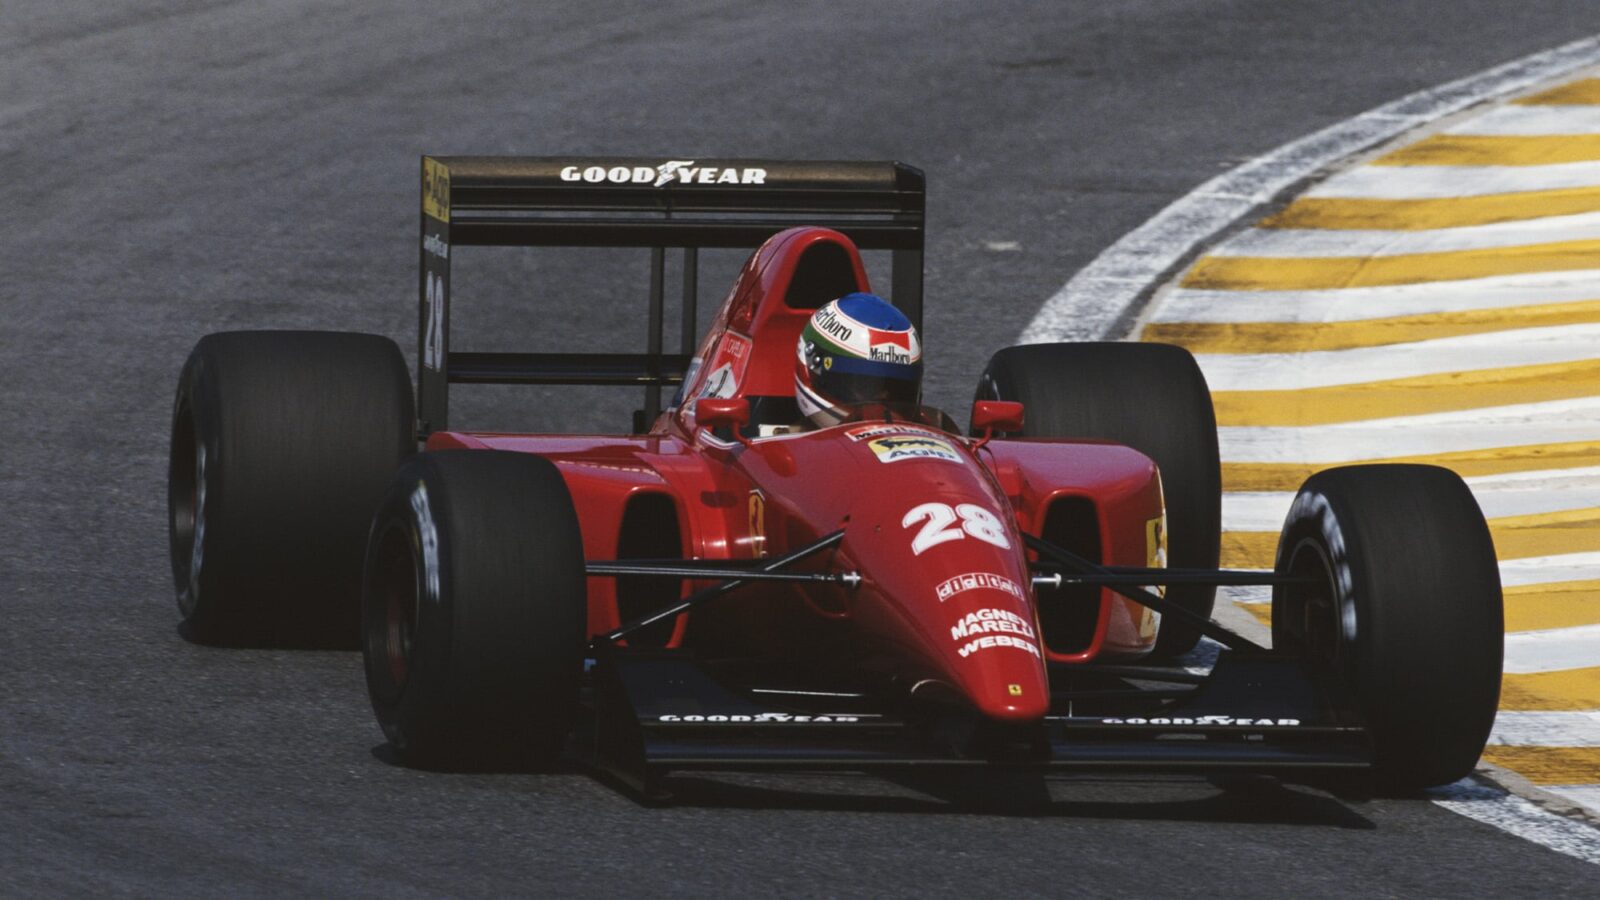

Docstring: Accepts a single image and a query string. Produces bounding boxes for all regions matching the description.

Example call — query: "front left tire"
[362,450,587,770]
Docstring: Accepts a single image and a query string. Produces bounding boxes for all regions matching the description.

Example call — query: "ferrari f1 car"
[168,158,1503,797]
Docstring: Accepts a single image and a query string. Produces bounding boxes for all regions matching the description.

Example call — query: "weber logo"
[559,160,768,187]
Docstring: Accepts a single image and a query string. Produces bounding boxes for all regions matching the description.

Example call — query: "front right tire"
[1273,464,1503,793]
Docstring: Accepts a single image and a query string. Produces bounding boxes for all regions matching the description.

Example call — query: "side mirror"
[695,397,750,437]
[971,400,1024,434]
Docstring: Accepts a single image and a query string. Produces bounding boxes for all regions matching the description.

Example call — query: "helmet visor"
[812,360,921,407]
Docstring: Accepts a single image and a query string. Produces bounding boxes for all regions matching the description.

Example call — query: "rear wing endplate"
[417,156,926,436]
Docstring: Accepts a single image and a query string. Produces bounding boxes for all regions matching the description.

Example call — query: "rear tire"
[362,450,587,770]
[168,331,414,646]
[975,342,1221,658]
[1273,464,1503,793]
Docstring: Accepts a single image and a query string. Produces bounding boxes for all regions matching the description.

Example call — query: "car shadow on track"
[634,770,1378,829]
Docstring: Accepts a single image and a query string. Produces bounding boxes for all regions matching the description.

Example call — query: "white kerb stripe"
[1221,484,1600,533]
[1150,271,1600,324]
[1505,623,1600,674]
[1195,323,1600,391]
[1306,160,1600,199]
[1218,396,1600,463]
[1499,553,1600,587]
[1490,711,1600,747]
[1212,211,1600,258]
[1448,103,1600,135]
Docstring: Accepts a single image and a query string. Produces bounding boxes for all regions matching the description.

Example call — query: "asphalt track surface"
[5,2,1600,894]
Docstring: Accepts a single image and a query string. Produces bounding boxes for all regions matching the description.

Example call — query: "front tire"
[168,331,414,646]
[1273,464,1503,793]
[975,342,1221,658]
[362,450,587,770]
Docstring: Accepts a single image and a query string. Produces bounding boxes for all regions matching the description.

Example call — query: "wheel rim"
[371,522,420,693]
[169,400,201,615]
[1280,536,1345,669]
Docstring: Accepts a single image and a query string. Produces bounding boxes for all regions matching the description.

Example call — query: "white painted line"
[1019,35,1600,344]
[1150,271,1600,324]
[1194,323,1600,391]
[1432,780,1600,864]
[1217,396,1600,462]
[1448,104,1600,135]
[1491,711,1600,746]
[1506,623,1600,674]
[1307,159,1600,198]
[1213,211,1600,258]
[1221,484,1600,532]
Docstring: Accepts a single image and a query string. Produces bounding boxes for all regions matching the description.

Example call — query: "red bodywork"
[427,228,1164,724]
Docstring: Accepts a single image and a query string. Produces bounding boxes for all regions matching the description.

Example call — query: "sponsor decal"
[845,423,939,442]
[656,713,862,723]
[1008,684,1023,697]
[747,490,767,558]
[868,435,960,464]
[1099,716,1302,727]
[936,572,1023,602]
[951,608,1041,659]
[422,232,449,260]
[956,633,1041,660]
[811,305,855,343]
[409,482,442,603]
[950,607,1037,641]
[557,160,768,187]
[1140,513,1167,640]
[693,332,752,400]
[903,502,1012,555]
[867,328,916,364]
[422,158,450,222]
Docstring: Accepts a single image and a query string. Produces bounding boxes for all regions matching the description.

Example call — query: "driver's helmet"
[795,292,922,428]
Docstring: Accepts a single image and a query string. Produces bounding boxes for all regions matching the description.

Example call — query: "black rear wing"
[417,156,926,436]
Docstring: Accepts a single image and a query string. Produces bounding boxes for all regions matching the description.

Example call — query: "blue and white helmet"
[795,292,922,427]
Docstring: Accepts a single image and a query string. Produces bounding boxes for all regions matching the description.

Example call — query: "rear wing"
[417,156,925,436]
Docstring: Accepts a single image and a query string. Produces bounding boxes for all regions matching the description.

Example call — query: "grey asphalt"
[4,1,1600,894]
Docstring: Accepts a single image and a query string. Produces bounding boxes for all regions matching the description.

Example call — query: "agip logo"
[867,435,960,464]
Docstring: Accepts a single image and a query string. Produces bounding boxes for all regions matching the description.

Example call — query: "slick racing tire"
[362,450,586,771]
[168,331,414,647]
[1273,465,1503,794]
[975,342,1221,658]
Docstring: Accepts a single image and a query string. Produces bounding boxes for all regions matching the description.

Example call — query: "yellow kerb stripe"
[1221,442,1600,492]
[1259,186,1600,230]
[1183,239,1600,291]
[1502,667,1600,711]
[1228,581,1600,633]
[1506,580,1600,633]
[1516,78,1600,105]
[1220,506,1600,569]
[1374,134,1600,167]
[1143,299,1600,354]
[1212,358,1600,426]
[1482,746,1600,785]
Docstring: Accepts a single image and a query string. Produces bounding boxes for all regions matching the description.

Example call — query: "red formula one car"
[168,158,1504,796]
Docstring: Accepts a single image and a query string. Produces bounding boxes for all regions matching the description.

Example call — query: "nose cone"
[943,603,1051,721]
[834,435,1051,724]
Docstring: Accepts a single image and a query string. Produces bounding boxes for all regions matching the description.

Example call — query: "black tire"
[168,331,414,646]
[975,342,1221,658]
[362,450,587,770]
[1273,464,1503,793]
